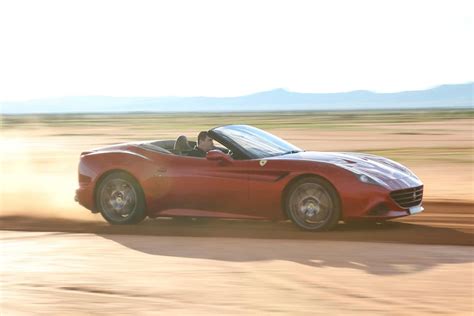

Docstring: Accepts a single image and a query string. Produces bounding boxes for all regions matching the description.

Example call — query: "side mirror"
[206,150,233,164]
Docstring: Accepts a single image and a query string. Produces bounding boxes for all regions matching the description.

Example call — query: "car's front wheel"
[96,171,146,225]
[286,177,341,231]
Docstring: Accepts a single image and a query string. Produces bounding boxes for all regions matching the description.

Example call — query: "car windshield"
[212,125,302,158]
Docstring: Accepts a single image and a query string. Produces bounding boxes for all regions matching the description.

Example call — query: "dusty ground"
[1,111,473,314]
[1,227,473,315]
[1,186,473,315]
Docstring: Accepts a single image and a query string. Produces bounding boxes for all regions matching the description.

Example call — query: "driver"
[188,131,214,158]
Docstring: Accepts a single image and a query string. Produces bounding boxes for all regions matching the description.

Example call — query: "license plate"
[409,205,424,215]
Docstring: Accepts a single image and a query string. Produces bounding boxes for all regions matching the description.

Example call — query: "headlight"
[356,173,389,188]
[338,163,389,188]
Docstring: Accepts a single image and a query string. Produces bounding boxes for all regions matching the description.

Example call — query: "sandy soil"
[1,203,473,314]
[1,227,473,315]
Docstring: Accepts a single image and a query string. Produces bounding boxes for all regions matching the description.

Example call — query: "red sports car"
[75,124,424,231]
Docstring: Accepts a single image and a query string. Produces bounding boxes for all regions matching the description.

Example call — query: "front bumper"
[342,182,424,221]
[350,198,424,221]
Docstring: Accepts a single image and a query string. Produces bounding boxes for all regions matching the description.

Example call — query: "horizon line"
[1,81,472,104]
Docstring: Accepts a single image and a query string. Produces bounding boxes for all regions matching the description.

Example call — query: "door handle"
[154,167,167,177]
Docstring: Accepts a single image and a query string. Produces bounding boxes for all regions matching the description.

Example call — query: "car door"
[157,154,255,217]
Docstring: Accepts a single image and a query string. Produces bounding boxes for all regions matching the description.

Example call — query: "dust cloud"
[0,134,98,221]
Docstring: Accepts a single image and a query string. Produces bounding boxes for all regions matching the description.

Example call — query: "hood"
[272,151,422,189]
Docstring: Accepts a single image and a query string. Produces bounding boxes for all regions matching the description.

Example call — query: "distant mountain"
[1,83,472,114]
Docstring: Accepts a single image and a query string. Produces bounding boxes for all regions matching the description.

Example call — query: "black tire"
[285,177,341,231]
[95,171,146,225]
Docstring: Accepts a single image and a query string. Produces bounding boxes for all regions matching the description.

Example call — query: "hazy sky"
[0,0,472,101]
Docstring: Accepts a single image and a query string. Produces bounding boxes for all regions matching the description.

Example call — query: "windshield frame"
[209,124,303,159]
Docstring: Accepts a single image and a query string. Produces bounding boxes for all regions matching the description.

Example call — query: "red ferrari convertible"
[75,124,424,231]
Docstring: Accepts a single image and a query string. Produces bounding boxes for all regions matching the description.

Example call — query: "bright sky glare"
[0,0,472,101]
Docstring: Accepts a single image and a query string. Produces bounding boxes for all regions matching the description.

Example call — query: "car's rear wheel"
[96,171,146,224]
[286,177,341,231]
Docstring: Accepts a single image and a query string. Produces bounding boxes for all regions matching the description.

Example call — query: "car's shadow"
[1,215,472,275]
[2,215,471,246]
[97,218,473,276]
[96,217,472,244]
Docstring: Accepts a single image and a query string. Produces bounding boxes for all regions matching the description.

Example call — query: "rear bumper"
[75,185,96,213]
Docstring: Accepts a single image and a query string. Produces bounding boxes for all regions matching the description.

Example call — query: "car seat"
[174,135,192,155]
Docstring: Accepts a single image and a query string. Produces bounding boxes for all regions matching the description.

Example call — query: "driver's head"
[197,131,214,152]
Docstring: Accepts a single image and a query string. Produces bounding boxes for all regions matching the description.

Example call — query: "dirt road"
[1,202,473,315]
[1,233,472,315]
